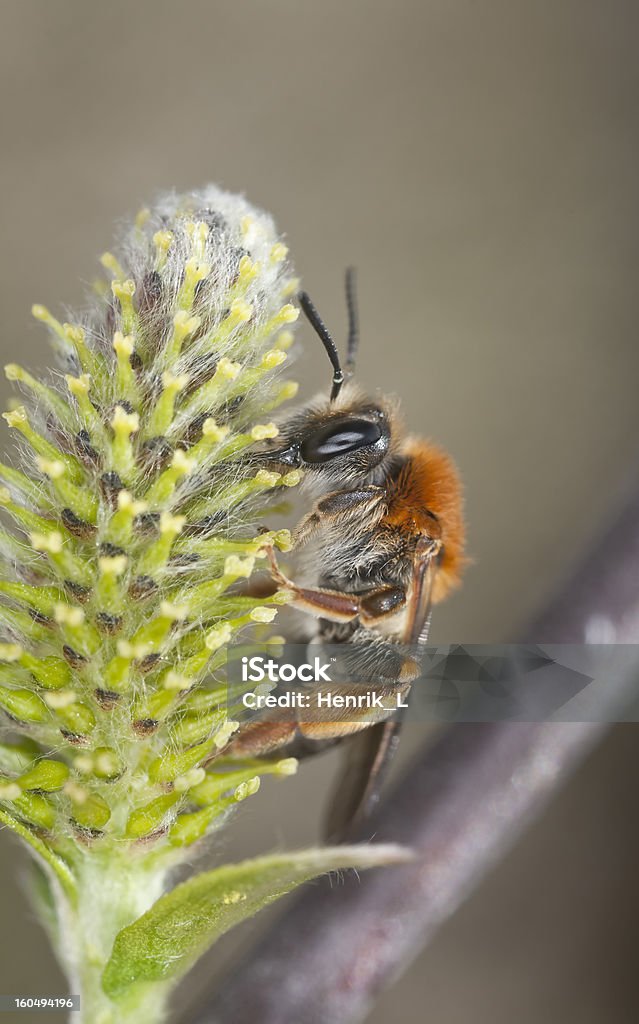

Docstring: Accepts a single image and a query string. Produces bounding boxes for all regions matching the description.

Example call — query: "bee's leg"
[220,719,299,759]
[293,486,386,547]
[266,545,409,626]
[266,545,361,621]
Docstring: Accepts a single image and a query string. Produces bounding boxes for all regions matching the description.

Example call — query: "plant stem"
[55,851,170,1024]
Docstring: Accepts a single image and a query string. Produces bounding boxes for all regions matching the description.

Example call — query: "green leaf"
[102,843,411,999]
[0,808,76,903]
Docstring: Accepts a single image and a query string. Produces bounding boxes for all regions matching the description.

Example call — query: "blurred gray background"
[1,1,638,1021]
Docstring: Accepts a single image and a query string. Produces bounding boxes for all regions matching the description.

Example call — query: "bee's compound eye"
[300,418,383,463]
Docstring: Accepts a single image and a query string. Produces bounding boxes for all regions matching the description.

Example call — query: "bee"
[226,270,466,839]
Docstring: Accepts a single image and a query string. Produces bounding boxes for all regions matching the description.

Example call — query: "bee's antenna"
[345,267,358,375]
[298,290,344,401]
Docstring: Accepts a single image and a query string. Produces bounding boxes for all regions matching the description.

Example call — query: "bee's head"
[259,271,397,484]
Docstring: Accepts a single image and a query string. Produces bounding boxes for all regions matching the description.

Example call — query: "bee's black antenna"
[298,290,344,401]
[345,267,358,375]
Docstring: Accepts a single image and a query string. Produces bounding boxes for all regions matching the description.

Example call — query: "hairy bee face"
[261,388,397,488]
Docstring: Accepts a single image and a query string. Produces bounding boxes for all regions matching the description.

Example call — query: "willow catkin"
[0,185,301,850]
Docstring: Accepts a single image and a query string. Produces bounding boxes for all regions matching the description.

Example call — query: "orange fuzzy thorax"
[384,437,466,603]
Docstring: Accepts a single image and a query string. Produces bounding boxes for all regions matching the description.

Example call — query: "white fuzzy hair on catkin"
[0,184,301,850]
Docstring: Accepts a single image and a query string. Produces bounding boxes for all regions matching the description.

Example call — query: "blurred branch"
[188,480,639,1024]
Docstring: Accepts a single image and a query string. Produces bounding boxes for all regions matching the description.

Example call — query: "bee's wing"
[323,717,404,842]
[323,539,441,841]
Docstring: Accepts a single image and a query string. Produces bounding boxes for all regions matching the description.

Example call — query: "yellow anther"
[224,555,255,578]
[270,242,288,263]
[111,407,139,434]
[250,607,278,623]
[159,511,186,536]
[183,256,211,287]
[31,304,49,322]
[250,422,278,441]
[205,623,232,651]
[4,364,22,381]
[95,751,120,776]
[112,279,136,301]
[3,407,27,428]
[63,324,86,347]
[254,470,280,487]
[281,276,300,298]
[100,252,125,278]
[170,449,195,475]
[282,470,303,487]
[276,758,298,776]
[117,640,151,660]
[98,555,128,576]
[201,419,230,443]
[261,349,287,369]
[0,643,22,662]
[183,255,200,275]
[161,371,189,392]
[73,755,93,774]
[0,783,21,801]
[64,780,89,804]
[278,381,299,401]
[159,600,188,621]
[274,528,293,551]
[44,690,78,709]
[275,330,295,351]
[31,531,63,554]
[237,254,259,284]
[227,298,252,324]
[213,719,239,749]
[36,457,65,480]
[112,280,138,332]
[216,358,241,381]
[173,310,201,341]
[135,207,151,230]
[163,671,192,692]
[54,604,85,626]
[194,221,209,246]
[174,767,206,792]
[185,220,209,248]
[66,374,91,397]
[113,331,134,357]
[235,777,260,800]
[117,490,148,515]
[153,229,173,257]
[110,407,139,475]
[162,310,201,363]
[112,331,140,400]
[277,303,299,324]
